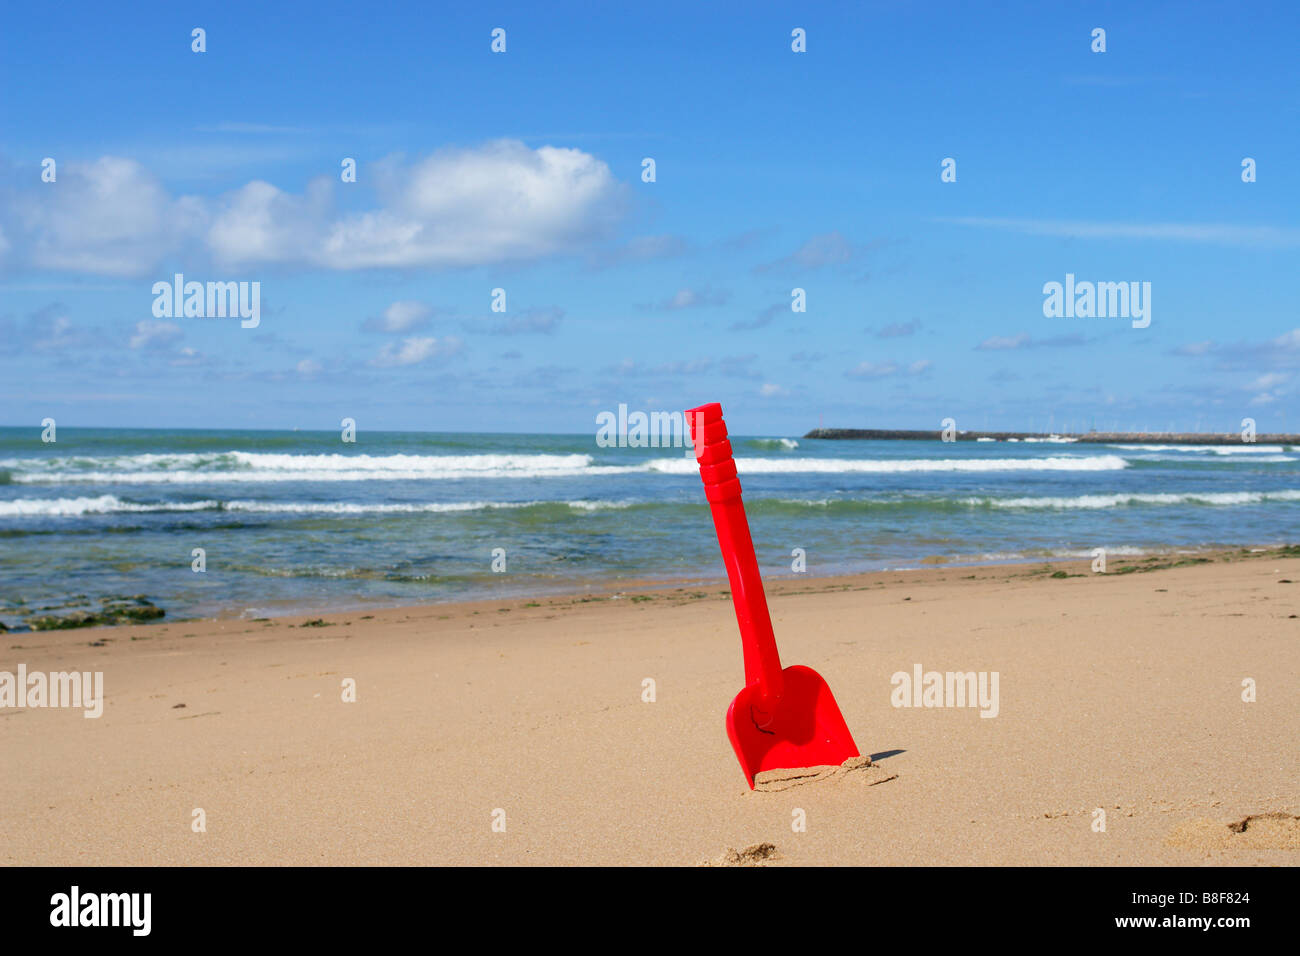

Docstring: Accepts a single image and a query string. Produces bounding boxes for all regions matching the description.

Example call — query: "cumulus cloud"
[170,346,204,367]
[207,178,333,266]
[1274,328,1300,350]
[5,141,625,276]
[369,335,461,368]
[1250,372,1288,390]
[16,157,206,277]
[364,300,434,333]
[308,141,622,269]
[129,319,183,349]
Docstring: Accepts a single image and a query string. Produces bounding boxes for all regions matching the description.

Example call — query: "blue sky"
[1,0,1297,435]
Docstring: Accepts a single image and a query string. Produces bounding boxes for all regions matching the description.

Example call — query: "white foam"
[3,451,623,483]
[0,495,220,517]
[972,490,1300,510]
[1108,444,1287,454]
[648,455,1130,474]
[0,495,640,518]
[4,450,1136,482]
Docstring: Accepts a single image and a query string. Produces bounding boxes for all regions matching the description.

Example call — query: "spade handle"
[687,403,784,717]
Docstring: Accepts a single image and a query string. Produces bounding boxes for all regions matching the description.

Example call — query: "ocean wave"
[648,455,1129,474]
[1107,444,1287,454]
[224,498,638,515]
[746,438,799,450]
[0,495,222,517]
[1,451,622,483]
[1,449,1132,481]
[752,490,1300,513]
[973,490,1300,510]
[0,495,640,518]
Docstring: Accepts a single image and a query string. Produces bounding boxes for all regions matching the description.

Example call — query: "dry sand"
[2,549,1298,866]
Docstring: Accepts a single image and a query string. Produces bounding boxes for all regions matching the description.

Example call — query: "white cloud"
[207,177,335,266]
[129,319,182,349]
[1273,328,1300,349]
[369,335,461,368]
[366,300,433,333]
[31,315,78,350]
[1249,372,1288,390]
[656,286,728,310]
[759,383,789,397]
[757,231,860,274]
[213,140,622,270]
[846,358,930,379]
[847,361,899,378]
[976,333,1031,350]
[7,141,624,276]
[296,358,323,375]
[939,217,1300,247]
[19,157,206,277]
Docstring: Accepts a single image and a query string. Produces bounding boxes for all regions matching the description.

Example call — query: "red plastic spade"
[687,402,860,788]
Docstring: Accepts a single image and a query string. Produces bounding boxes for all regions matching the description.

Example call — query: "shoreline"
[7,541,1289,639]
[7,542,1297,632]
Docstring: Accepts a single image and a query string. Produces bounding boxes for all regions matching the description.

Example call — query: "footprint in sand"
[702,842,780,867]
[1166,812,1300,850]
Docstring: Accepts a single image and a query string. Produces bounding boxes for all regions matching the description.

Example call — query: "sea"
[1,426,1296,626]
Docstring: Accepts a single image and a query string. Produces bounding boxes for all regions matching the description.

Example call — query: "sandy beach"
[3,548,1298,866]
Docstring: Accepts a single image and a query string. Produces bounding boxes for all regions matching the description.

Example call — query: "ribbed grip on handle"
[686,401,784,716]
[686,403,741,502]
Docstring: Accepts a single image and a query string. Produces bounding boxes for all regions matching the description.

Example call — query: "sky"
[1,0,1298,436]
